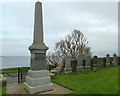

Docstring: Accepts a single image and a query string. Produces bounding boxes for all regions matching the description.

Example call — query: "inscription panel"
[30,53,47,70]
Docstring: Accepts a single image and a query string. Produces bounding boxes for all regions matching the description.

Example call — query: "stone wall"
[97,58,105,67]
[97,57,113,67]
[57,55,119,73]
[118,57,120,66]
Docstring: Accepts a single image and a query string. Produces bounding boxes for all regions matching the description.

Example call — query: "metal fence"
[2,67,30,84]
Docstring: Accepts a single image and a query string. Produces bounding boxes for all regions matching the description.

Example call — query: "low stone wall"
[97,58,105,67]
[58,56,119,73]
[118,57,120,66]
[97,57,120,67]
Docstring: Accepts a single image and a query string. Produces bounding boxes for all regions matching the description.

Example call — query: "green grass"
[0,67,30,74]
[52,67,119,94]
[0,68,18,73]
[0,87,6,95]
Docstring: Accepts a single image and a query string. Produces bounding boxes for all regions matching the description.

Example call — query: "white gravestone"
[105,54,111,67]
[85,55,91,69]
[113,54,118,66]
[64,56,72,72]
[92,56,98,67]
[57,59,65,74]
[76,54,84,71]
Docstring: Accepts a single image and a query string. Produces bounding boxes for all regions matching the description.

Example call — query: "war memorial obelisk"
[23,2,53,94]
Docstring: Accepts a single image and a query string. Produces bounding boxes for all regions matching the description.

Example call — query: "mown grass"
[0,67,30,74]
[0,87,6,95]
[52,66,119,94]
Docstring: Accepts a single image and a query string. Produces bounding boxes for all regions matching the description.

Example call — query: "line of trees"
[46,29,92,68]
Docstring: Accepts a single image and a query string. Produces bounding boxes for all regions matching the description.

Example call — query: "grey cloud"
[1,2,118,56]
[2,2,34,37]
[2,38,31,56]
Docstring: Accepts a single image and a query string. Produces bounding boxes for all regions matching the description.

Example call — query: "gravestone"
[85,55,91,69]
[23,2,53,94]
[57,60,65,74]
[105,54,111,67]
[92,56,98,67]
[76,54,84,71]
[64,56,71,72]
[112,53,118,66]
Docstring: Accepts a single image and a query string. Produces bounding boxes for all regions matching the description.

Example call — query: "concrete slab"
[6,83,72,94]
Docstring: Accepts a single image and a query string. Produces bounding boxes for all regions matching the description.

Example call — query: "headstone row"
[62,53,119,73]
[63,54,92,72]
[105,53,118,67]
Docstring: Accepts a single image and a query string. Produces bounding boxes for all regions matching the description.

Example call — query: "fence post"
[21,67,23,82]
[18,67,20,83]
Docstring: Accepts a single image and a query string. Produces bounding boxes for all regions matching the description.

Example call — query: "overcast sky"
[0,0,119,57]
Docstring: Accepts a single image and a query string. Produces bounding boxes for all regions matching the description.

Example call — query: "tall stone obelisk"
[23,2,53,94]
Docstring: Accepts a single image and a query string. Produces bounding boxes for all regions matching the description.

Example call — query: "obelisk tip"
[35,1,42,5]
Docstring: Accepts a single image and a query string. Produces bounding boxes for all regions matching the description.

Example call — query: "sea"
[0,56,30,69]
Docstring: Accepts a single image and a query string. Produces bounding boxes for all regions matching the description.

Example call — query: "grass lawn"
[0,87,6,95]
[52,66,119,94]
[0,67,30,74]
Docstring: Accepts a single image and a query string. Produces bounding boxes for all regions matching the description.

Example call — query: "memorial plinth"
[23,2,53,94]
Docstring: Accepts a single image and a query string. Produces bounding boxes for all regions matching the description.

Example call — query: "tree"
[55,29,92,60]
[46,52,61,68]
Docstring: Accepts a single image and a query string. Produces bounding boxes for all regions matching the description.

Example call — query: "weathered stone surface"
[57,59,65,74]
[27,70,49,78]
[112,55,118,66]
[85,55,91,69]
[76,54,84,70]
[24,69,53,94]
[64,56,71,72]
[30,53,47,70]
[24,82,53,94]
[105,54,111,67]
[77,54,84,66]
[24,2,53,94]
[92,56,98,67]
[34,2,43,44]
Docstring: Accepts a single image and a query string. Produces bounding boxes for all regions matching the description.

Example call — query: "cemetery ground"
[0,87,6,95]
[0,67,29,74]
[0,66,119,95]
[52,66,119,94]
